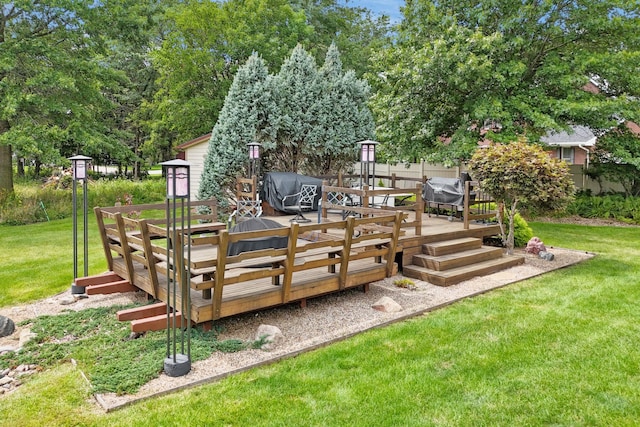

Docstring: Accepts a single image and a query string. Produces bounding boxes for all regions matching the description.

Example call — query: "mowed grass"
[1,222,639,426]
[0,215,107,306]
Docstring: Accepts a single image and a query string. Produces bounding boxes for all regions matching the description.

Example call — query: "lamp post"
[69,155,92,295]
[247,142,261,178]
[358,140,378,190]
[161,159,192,377]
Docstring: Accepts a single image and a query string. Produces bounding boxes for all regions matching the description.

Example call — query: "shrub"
[0,178,166,225]
[505,213,534,247]
[565,193,640,224]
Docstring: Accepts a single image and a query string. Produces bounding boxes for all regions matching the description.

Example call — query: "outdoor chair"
[228,199,263,227]
[282,184,317,223]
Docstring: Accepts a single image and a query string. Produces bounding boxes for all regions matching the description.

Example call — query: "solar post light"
[247,141,261,178]
[69,155,92,295]
[358,140,378,190]
[161,159,192,377]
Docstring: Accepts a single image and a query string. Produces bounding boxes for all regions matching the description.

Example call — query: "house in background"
[540,125,596,166]
[176,133,211,199]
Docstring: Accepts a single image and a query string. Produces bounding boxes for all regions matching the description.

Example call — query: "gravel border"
[0,247,594,410]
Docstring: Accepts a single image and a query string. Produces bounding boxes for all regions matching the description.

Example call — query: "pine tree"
[303,43,374,175]
[197,53,276,209]
[269,45,322,172]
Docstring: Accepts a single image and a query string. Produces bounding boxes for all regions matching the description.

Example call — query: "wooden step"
[130,312,182,333]
[85,279,137,295]
[117,302,168,321]
[412,246,504,271]
[424,237,482,256]
[403,255,525,287]
[74,271,123,287]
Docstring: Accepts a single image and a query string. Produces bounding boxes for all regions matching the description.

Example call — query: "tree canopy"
[0,0,389,194]
[0,0,163,192]
[144,0,390,165]
[369,0,640,165]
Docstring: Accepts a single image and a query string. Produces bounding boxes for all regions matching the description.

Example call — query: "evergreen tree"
[197,53,276,210]
[303,43,374,175]
[269,45,323,172]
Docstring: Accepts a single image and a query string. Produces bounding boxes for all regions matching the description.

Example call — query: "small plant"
[394,277,417,290]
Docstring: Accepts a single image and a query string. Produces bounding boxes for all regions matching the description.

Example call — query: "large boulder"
[0,316,15,338]
[255,324,284,350]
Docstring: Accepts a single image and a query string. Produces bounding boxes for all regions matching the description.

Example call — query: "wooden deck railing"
[320,181,423,235]
[95,202,405,324]
[462,180,496,229]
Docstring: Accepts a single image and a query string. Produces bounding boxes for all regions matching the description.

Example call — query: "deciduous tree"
[469,141,574,254]
[369,0,640,165]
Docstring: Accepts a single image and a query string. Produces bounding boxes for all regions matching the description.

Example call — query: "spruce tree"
[197,53,276,210]
[303,43,374,175]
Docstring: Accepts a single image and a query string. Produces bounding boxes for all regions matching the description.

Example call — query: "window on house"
[557,147,574,163]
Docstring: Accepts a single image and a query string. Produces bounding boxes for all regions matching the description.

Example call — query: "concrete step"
[412,246,504,271]
[423,237,482,256]
[403,255,525,287]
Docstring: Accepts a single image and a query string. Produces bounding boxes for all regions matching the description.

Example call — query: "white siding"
[184,142,209,200]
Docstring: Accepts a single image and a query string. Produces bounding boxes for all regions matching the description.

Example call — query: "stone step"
[403,255,525,287]
[423,237,482,256]
[412,246,504,271]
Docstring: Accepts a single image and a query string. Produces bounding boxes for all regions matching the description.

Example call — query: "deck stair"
[403,237,524,287]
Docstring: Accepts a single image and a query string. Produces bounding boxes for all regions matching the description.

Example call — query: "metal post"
[70,155,92,295]
[161,159,192,377]
[72,178,78,281]
[83,176,89,277]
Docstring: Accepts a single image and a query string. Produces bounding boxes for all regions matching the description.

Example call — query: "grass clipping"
[0,304,253,395]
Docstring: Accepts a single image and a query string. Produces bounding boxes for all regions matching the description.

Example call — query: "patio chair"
[282,184,317,223]
[228,199,263,227]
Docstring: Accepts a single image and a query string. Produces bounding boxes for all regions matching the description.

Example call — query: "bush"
[565,194,640,224]
[0,178,166,225]
[505,213,534,247]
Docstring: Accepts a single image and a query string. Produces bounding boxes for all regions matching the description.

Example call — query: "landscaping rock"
[18,328,37,348]
[0,316,15,338]
[255,324,284,350]
[525,237,546,255]
[372,296,403,313]
[539,250,555,261]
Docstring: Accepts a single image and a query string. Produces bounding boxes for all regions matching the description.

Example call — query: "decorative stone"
[59,296,77,306]
[18,329,37,348]
[0,316,15,338]
[255,324,284,350]
[372,296,403,313]
[0,376,14,386]
[539,250,555,261]
[525,237,547,255]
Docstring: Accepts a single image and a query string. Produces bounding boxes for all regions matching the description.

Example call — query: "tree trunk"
[34,158,41,177]
[17,157,24,177]
[0,119,13,194]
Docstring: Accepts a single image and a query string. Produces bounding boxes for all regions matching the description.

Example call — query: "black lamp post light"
[358,140,378,190]
[161,159,192,377]
[69,154,92,295]
[247,141,261,178]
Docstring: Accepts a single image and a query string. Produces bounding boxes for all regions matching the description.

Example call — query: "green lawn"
[1,222,639,426]
[0,215,107,307]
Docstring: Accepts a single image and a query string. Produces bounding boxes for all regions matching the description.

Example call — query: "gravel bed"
[0,247,594,410]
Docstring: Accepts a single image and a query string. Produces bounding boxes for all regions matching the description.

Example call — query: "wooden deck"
[90,188,511,331]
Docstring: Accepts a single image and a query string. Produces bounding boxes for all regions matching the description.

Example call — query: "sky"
[344,0,405,23]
